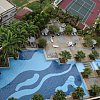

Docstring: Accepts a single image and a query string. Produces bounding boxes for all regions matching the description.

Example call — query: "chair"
[50,37,53,43]
[53,45,59,48]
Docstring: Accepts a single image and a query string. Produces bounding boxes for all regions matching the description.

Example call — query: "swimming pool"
[90,59,100,70]
[0,50,89,100]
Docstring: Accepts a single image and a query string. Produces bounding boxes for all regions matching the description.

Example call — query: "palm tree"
[9,21,39,39]
[83,68,92,78]
[53,90,66,100]
[33,12,50,30]
[25,22,39,38]
[92,50,99,58]
[91,84,100,96]
[0,20,40,67]
[31,93,44,100]
[0,26,24,66]
[89,50,99,60]
[8,97,17,100]
[72,86,85,100]
[59,50,72,63]
[75,51,85,61]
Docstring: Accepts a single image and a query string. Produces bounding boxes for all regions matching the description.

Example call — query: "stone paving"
[43,35,100,61]
[83,71,100,90]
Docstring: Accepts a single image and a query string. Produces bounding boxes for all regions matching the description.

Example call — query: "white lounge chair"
[68,42,73,47]
[50,37,53,43]
[53,45,59,48]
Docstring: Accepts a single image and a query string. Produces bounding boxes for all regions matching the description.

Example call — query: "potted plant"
[75,51,85,61]
[88,53,95,60]
[53,90,66,100]
[82,68,92,78]
[31,93,44,100]
[90,84,100,97]
[72,86,85,100]
[89,50,99,60]
[59,50,72,63]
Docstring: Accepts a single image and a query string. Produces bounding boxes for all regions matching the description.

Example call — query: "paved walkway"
[43,35,100,61]
[17,0,39,9]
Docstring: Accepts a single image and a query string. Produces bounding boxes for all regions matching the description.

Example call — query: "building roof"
[54,0,62,6]
[15,7,33,20]
[0,0,14,14]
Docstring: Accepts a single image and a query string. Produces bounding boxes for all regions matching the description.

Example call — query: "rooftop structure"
[0,0,16,25]
[0,0,14,14]
[15,7,33,20]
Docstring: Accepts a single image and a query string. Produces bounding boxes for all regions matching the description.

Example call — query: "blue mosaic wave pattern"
[0,50,88,100]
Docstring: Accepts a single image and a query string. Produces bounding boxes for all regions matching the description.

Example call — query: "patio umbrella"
[28,36,35,43]
[92,39,97,45]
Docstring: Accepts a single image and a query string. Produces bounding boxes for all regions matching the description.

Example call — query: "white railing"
[54,0,62,6]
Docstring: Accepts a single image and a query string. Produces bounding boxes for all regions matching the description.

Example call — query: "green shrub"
[91,85,100,96]
[31,93,44,100]
[38,38,47,48]
[64,24,73,35]
[49,25,59,34]
[27,1,41,11]
[84,35,93,47]
[89,50,99,60]
[53,90,66,100]
[88,53,95,60]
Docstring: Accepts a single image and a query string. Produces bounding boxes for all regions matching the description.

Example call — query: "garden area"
[0,0,100,66]
[0,0,100,100]
[27,1,41,11]
[11,0,28,7]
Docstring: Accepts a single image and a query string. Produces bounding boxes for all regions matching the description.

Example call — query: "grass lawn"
[12,0,28,7]
[27,1,41,11]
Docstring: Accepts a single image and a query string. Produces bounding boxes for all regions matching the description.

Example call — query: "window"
[2,15,8,18]
[0,17,2,22]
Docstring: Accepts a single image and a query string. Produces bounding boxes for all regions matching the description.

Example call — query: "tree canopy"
[59,50,72,61]
[75,51,85,61]
[31,93,44,100]
[73,86,85,99]
[53,90,66,100]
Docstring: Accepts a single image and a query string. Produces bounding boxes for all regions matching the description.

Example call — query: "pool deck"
[82,71,100,90]
[0,50,88,100]
[43,35,100,61]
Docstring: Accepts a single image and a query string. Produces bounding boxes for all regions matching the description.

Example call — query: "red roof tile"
[15,7,32,20]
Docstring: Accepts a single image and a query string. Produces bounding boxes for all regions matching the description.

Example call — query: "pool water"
[90,59,100,70]
[0,50,89,100]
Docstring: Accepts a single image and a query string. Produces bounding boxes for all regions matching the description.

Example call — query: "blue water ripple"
[8,64,73,99]
[16,73,39,91]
